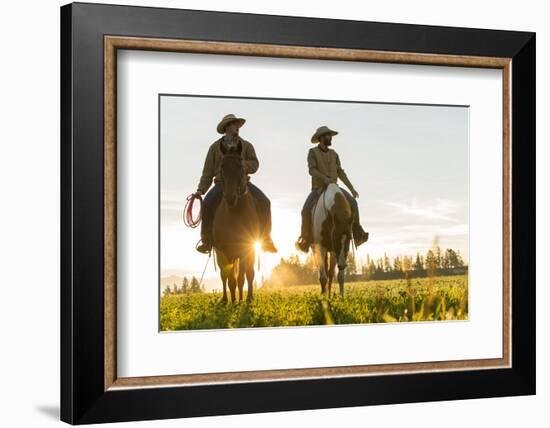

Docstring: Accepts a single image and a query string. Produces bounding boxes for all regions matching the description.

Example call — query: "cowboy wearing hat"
[194,114,278,254]
[295,125,369,252]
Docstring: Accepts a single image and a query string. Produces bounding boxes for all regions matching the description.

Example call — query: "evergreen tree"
[402,255,413,273]
[190,276,201,293]
[456,250,465,268]
[414,253,424,273]
[445,249,460,273]
[434,246,442,270]
[393,256,403,273]
[347,252,358,275]
[441,251,451,270]
[383,253,392,273]
[181,277,189,294]
[368,259,377,279]
[425,250,436,276]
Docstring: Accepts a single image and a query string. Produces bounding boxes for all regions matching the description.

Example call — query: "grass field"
[159,275,468,331]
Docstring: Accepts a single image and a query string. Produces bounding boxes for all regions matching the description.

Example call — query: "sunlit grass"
[160,275,468,331]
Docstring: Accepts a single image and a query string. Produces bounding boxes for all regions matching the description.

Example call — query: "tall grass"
[160,275,468,331]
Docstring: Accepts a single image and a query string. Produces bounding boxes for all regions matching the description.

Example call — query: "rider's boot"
[295,206,313,253]
[196,235,213,254]
[295,218,312,253]
[295,236,311,253]
[353,225,369,248]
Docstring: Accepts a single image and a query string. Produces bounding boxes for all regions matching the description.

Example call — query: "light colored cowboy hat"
[216,114,246,134]
[310,125,338,143]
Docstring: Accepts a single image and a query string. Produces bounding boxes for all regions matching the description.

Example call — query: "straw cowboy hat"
[310,125,338,143]
[217,114,246,134]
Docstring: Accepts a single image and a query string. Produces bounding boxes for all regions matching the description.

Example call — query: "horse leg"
[237,274,245,303]
[237,259,245,303]
[228,276,237,303]
[216,254,228,303]
[245,256,255,303]
[221,276,228,303]
[227,261,238,303]
[318,248,328,295]
[217,251,228,303]
[337,264,346,297]
[327,253,336,299]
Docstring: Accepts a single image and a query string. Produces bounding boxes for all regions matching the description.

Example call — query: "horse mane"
[221,151,241,164]
[220,151,243,176]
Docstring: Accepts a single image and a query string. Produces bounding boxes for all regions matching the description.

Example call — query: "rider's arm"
[336,152,357,193]
[307,148,331,183]
[196,145,215,194]
[243,142,259,174]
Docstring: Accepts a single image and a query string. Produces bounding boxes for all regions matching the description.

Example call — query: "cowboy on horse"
[295,125,369,253]
[193,113,278,254]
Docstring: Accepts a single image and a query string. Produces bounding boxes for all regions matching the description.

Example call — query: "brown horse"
[212,142,260,303]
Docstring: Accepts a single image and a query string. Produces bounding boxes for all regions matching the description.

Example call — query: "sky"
[160,95,469,286]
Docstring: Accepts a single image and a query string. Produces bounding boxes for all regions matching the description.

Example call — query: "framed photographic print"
[60,2,536,424]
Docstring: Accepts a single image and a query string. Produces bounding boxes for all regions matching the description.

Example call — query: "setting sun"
[254,240,262,253]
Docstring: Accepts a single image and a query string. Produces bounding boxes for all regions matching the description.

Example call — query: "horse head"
[220,140,246,207]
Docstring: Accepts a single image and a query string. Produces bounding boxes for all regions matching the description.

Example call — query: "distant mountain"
[160,275,224,293]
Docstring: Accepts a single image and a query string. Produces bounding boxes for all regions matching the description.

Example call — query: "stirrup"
[196,239,212,254]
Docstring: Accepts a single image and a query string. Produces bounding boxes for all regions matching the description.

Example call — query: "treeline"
[263,247,467,288]
[163,276,205,296]
[360,247,467,280]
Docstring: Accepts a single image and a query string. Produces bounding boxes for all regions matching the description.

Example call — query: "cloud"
[381,198,459,222]
[399,223,468,236]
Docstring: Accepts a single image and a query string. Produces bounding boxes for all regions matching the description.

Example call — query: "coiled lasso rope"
[183,193,203,229]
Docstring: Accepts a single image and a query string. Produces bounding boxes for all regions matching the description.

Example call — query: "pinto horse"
[212,142,260,303]
[311,183,354,298]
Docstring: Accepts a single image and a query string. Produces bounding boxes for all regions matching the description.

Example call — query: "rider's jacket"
[307,145,356,193]
[197,136,258,195]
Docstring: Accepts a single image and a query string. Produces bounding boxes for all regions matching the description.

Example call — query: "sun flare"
[254,240,262,253]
